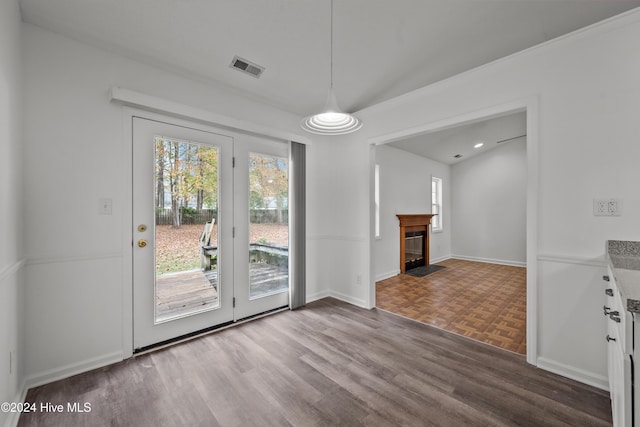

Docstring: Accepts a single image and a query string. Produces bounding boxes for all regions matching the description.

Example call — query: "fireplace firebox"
[396,214,436,274]
[404,231,426,270]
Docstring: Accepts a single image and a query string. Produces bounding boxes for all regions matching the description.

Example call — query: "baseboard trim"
[451,255,526,268]
[537,357,608,391]
[4,380,28,427]
[375,270,400,282]
[306,290,332,304]
[306,290,368,309]
[430,255,451,264]
[329,291,369,309]
[24,351,124,391]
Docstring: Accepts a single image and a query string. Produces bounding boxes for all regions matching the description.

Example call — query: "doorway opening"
[371,105,535,358]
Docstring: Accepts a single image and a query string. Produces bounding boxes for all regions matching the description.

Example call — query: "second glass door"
[233,135,290,320]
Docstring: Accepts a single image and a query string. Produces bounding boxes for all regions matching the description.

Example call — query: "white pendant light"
[301,0,362,135]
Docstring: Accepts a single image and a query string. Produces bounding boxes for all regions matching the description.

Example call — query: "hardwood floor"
[377,259,527,354]
[155,264,288,322]
[18,298,610,426]
[155,270,218,322]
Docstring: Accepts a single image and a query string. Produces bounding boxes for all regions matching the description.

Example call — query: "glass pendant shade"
[301,88,362,135]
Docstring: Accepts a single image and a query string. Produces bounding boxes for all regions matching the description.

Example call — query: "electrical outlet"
[608,199,622,216]
[593,199,607,215]
[356,274,362,285]
[593,198,622,216]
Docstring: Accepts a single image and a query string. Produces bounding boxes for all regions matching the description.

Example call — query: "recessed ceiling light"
[474,142,484,149]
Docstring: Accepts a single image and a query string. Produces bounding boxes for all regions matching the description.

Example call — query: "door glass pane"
[154,137,220,322]
[248,152,289,299]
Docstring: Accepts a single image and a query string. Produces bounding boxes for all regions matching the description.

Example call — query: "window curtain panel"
[289,141,306,309]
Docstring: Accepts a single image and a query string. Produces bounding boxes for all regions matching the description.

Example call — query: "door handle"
[138,239,148,248]
[606,334,616,342]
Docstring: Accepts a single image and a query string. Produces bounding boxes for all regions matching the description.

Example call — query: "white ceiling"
[19,0,640,117]
[388,111,526,165]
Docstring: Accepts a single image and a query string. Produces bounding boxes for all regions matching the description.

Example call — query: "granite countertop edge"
[607,240,640,313]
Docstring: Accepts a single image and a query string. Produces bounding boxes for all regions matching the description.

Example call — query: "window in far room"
[431,176,442,232]
[375,164,380,238]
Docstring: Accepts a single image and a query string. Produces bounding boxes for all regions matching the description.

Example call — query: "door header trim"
[110,86,312,145]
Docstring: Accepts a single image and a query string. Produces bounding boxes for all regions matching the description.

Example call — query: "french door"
[234,135,290,319]
[132,117,289,350]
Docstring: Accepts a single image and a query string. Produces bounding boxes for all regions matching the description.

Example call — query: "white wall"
[305,134,371,307]
[451,138,526,265]
[21,24,305,385]
[332,10,640,388]
[19,5,640,394]
[374,145,451,281]
[0,1,25,425]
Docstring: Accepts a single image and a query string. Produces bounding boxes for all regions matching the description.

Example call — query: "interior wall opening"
[371,107,531,356]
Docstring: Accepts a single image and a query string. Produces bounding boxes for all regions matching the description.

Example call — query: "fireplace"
[404,231,426,270]
[396,214,435,274]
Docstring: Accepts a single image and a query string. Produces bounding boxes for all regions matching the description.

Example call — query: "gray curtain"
[289,141,306,309]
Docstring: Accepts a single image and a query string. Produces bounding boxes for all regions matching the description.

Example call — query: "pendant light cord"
[330,0,334,89]
[300,0,362,134]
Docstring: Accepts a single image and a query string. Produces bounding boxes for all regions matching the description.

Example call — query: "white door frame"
[120,106,299,358]
[368,96,539,366]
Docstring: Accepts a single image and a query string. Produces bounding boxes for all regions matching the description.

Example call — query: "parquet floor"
[376,259,526,354]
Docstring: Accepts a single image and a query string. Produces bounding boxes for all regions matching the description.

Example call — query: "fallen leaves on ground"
[155,223,288,274]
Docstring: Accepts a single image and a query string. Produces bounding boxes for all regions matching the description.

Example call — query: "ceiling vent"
[230,56,265,78]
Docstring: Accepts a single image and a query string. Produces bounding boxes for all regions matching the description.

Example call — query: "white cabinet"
[605,268,634,427]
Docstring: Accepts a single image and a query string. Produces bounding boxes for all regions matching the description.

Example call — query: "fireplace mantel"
[396,214,435,228]
[397,214,435,274]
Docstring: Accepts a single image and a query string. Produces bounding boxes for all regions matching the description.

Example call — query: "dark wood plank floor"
[18,298,611,427]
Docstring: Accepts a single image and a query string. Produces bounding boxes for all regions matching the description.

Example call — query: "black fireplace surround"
[404,230,426,271]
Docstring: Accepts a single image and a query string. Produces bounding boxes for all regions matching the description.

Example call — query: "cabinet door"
[607,267,633,355]
[610,338,632,427]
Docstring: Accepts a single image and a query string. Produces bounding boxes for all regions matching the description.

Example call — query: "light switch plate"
[99,198,112,215]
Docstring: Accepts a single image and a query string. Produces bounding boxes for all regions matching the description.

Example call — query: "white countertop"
[607,241,640,313]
